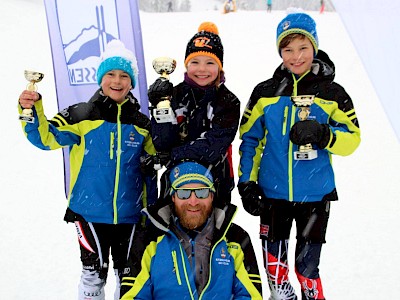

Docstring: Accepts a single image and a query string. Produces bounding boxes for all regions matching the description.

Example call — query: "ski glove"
[148,78,173,107]
[238,181,264,216]
[289,120,331,149]
[154,151,172,170]
[140,154,156,176]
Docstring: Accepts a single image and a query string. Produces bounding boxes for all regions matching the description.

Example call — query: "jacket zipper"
[178,244,195,300]
[199,209,237,299]
[112,104,123,224]
[288,105,296,202]
[288,71,309,202]
[171,250,182,285]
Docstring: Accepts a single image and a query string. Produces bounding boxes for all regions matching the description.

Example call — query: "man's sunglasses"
[174,188,212,200]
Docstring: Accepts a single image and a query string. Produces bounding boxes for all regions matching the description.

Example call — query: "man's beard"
[175,203,212,230]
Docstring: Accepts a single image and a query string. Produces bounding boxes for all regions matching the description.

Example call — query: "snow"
[189,0,222,12]
[1,0,400,299]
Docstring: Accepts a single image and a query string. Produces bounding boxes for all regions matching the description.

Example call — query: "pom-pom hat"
[276,13,319,56]
[184,22,224,70]
[97,39,138,87]
[170,162,215,195]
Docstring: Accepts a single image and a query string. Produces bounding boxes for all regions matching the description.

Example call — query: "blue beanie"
[96,39,138,87]
[276,13,318,56]
[170,162,215,195]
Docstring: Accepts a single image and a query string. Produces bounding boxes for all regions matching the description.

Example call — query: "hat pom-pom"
[198,22,219,35]
[286,7,304,14]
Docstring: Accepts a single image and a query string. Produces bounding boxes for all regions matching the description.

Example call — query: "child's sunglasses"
[173,188,212,200]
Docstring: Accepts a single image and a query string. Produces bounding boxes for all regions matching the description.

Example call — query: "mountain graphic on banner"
[65,5,116,65]
[66,30,115,64]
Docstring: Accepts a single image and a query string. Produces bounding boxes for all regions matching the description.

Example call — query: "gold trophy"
[151,57,176,124]
[19,70,44,123]
[291,95,318,160]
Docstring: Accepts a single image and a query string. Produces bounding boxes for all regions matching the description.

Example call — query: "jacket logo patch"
[220,247,226,259]
[215,247,230,266]
[283,21,291,31]
[125,131,139,147]
[59,108,70,118]
[320,100,333,105]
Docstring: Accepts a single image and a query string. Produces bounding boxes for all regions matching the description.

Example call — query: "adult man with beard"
[120,161,263,299]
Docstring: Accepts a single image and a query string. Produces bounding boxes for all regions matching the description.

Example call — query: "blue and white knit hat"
[96,39,138,87]
[169,162,215,195]
[276,12,319,56]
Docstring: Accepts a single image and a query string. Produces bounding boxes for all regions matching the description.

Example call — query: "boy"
[18,40,156,300]
[238,13,361,300]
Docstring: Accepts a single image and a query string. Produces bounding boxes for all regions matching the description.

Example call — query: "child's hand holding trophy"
[19,70,44,123]
[149,57,176,124]
[290,95,318,160]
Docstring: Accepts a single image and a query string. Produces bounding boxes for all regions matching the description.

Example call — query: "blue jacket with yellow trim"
[239,50,361,202]
[19,89,156,224]
[120,203,263,299]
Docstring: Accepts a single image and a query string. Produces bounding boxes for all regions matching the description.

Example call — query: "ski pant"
[74,218,136,300]
[260,198,330,300]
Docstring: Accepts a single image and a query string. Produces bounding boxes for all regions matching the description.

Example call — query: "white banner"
[43,0,149,195]
[332,0,400,142]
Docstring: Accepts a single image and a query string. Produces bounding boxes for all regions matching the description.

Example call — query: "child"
[238,13,361,299]
[18,40,156,300]
[147,22,240,208]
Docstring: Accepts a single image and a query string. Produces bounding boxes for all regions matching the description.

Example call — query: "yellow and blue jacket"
[120,203,263,299]
[19,89,156,224]
[239,50,361,202]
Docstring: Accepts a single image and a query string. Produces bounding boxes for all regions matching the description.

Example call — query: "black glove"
[238,181,264,216]
[289,120,331,149]
[153,152,172,170]
[148,78,173,107]
[140,154,156,176]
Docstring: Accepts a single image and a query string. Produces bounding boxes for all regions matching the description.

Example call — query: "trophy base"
[19,115,35,123]
[153,107,176,124]
[294,149,318,160]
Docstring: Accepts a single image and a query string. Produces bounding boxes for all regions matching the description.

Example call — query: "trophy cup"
[151,57,176,124]
[291,95,318,160]
[19,70,44,123]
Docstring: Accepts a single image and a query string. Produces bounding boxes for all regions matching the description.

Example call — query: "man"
[120,161,263,299]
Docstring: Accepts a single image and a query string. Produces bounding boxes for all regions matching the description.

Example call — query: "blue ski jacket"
[239,50,361,202]
[120,203,263,299]
[19,89,156,224]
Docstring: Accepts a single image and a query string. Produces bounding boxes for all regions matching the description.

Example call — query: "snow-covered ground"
[1,0,399,299]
